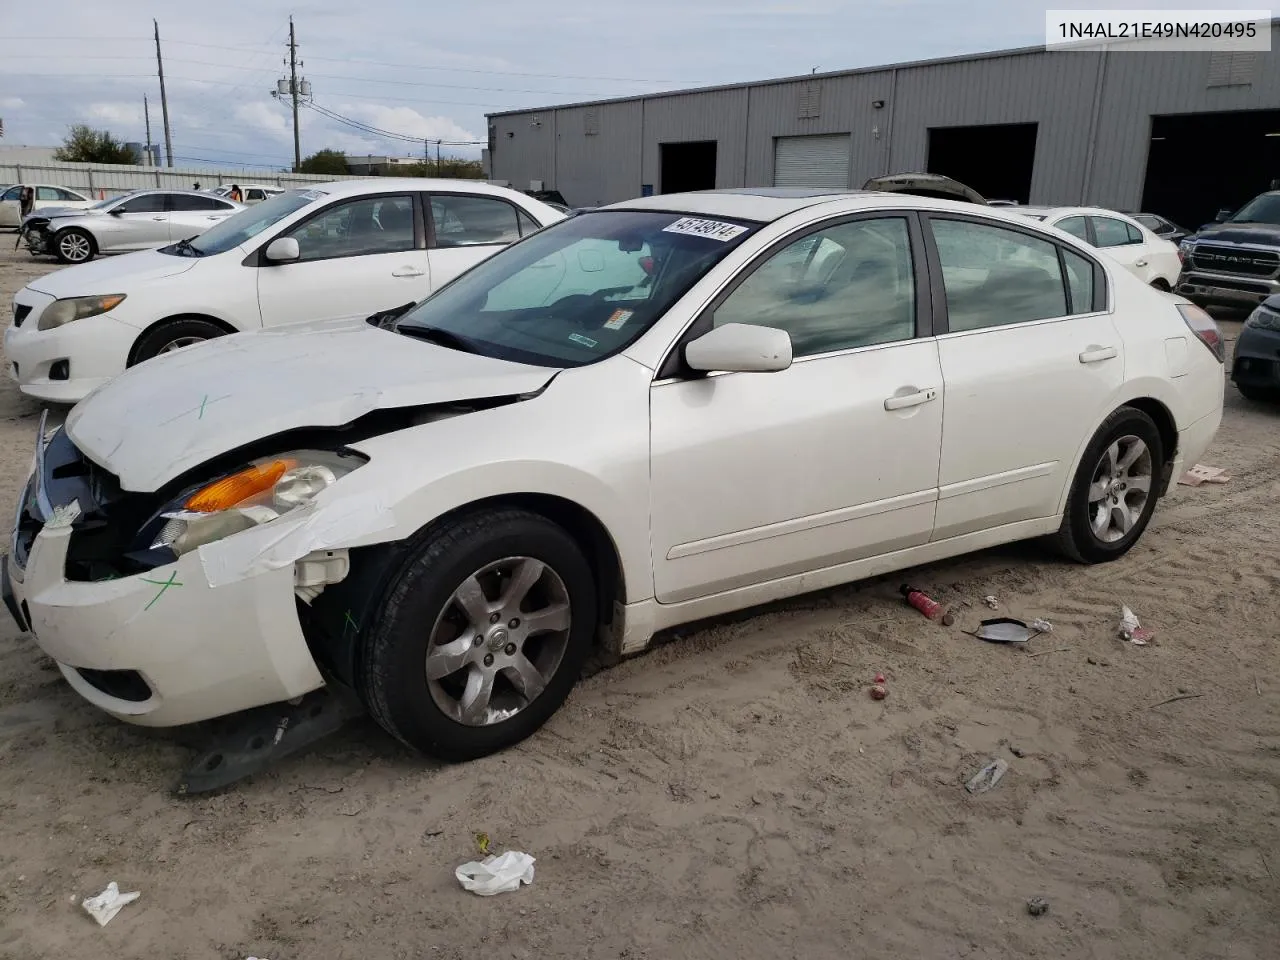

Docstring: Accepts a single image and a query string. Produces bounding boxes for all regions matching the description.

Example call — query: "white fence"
[0,160,362,199]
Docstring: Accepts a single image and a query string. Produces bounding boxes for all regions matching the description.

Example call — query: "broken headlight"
[150,449,365,557]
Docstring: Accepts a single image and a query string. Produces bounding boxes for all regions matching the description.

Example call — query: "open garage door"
[773,134,851,190]
[1142,110,1280,231]
[928,123,1038,204]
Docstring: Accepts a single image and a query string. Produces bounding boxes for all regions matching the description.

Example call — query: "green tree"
[297,148,350,175]
[403,158,484,180]
[52,125,137,164]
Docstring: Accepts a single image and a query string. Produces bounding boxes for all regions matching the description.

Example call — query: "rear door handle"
[1134,258,1148,268]
[392,267,425,278]
[151,216,166,221]
[884,387,938,411]
[1079,345,1118,363]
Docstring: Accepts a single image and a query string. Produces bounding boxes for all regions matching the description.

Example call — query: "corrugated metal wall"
[488,25,1280,210]
[0,160,358,198]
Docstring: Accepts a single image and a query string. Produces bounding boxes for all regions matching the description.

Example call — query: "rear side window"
[430,195,521,247]
[1062,248,1097,314]
[55,188,84,202]
[168,194,223,211]
[518,209,541,236]
[1091,216,1138,248]
[930,218,1067,332]
[1056,216,1089,241]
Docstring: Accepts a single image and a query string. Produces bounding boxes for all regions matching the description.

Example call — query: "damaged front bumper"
[0,418,389,727]
[19,221,53,256]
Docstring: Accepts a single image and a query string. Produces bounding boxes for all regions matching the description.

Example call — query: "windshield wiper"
[397,324,479,355]
[365,301,416,330]
[172,235,203,257]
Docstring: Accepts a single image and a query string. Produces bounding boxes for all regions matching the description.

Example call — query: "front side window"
[286,195,415,261]
[0,186,20,202]
[712,217,916,357]
[1091,216,1138,248]
[398,210,760,368]
[246,189,266,201]
[431,195,521,247]
[117,194,167,214]
[930,218,1067,332]
[1056,216,1089,241]
[185,189,326,257]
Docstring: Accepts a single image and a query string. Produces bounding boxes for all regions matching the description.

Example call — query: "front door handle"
[392,267,425,278]
[1134,258,1148,268]
[884,387,938,411]
[1079,345,1118,364]
[151,216,166,221]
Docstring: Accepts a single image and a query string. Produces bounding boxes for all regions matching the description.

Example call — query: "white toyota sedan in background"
[4,188,1223,763]
[6,179,564,402]
[1016,206,1182,290]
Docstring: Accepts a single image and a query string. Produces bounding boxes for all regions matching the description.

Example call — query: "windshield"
[397,210,760,368]
[178,189,322,256]
[1230,194,1280,225]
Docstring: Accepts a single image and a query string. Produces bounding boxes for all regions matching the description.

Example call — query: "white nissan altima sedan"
[3,188,1224,762]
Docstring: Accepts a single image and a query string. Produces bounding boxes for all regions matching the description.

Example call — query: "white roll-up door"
[773,134,852,190]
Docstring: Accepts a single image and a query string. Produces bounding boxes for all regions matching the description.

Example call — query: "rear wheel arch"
[126,313,240,366]
[1057,397,1179,517]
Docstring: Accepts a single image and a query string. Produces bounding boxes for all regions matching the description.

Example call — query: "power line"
[303,101,484,147]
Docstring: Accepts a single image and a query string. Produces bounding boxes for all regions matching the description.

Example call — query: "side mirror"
[685,322,792,374]
[108,207,125,216]
[1214,208,1231,222]
[264,236,300,262]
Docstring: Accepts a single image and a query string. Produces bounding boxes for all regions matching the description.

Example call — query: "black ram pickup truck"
[1177,191,1280,310]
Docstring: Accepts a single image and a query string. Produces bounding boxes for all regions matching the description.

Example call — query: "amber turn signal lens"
[184,459,296,513]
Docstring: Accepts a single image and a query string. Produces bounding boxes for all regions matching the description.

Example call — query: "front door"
[425,193,532,290]
[1089,214,1160,284]
[650,214,944,603]
[108,192,171,250]
[255,193,431,328]
[925,214,1124,539]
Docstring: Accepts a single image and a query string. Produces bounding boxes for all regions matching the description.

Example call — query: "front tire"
[1237,382,1278,403]
[1053,407,1164,563]
[53,228,95,264]
[360,509,597,761]
[130,318,228,365]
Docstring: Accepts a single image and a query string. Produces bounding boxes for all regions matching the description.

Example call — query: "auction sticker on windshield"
[662,217,749,242]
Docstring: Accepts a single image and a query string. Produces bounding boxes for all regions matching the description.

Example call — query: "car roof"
[1016,206,1141,222]
[603,188,871,221]
[287,178,537,200]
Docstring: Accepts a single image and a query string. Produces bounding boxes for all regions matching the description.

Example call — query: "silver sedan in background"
[21,190,245,264]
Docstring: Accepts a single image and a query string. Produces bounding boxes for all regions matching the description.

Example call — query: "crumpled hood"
[28,247,200,296]
[1192,222,1280,246]
[25,205,89,222]
[65,323,559,491]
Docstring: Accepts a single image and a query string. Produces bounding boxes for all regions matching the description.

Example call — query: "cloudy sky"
[0,0,1243,171]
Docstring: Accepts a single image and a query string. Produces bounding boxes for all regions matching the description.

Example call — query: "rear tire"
[130,318,227,365]
[1053,407,1164,564]
[1237,383,1279,403]
[53,228,95,264]
[360,509,597,761]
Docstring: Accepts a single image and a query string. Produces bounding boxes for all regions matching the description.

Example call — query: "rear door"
[254,192,431,328]
[1089,214,1156,283]
[425,193,531,290]
[925,214,1122,539]
[167,193,238,240]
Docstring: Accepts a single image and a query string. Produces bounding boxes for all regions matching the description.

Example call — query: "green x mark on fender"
[138,571,184,611]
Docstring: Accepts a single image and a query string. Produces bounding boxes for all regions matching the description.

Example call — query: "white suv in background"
[1017,207,1182,290]
[6,179,564,402]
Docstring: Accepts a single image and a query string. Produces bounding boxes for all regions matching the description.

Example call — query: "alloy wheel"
[425,556,572,726]
[59,233,91,262]
[1087,434,1152,543]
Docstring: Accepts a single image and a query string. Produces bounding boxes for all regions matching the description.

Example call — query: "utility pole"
[154,20,173,167]
[143,95,153,166]
[289,16,301,171]
[436,139,442,175]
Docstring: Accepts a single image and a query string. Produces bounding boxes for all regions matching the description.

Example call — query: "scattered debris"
[983,595,1000,610]
[1177,464,1230,487]
[870,684,888,701]
[1009,745,1026,758]
[901,584,943,620]
[1030,618,1053,633]
[1119,606,1153,645]
[1026,896,1049,917]
[941,609,957,626]
[874,672,885,684]
[965,758,1009,794]
[1149,692,1204,709]
[971,618,1041,644]
[81,882,140,927]
[474,831,491,856]
[1027,646,1070,658]
[456,851,536,896]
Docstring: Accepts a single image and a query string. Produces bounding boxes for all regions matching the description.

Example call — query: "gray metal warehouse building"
[486,27,1280,229]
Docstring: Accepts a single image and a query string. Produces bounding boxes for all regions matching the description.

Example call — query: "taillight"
[1176,303,1224,363]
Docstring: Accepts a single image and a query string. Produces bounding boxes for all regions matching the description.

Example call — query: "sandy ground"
[0,246,1276,960]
